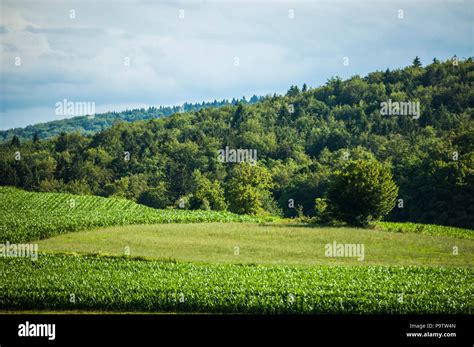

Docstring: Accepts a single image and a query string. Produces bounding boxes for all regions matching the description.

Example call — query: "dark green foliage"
[189,170,227,211]
[138,184,170,209]
[413,56,422,68]
[10,135,20,147]
[327,160,399,226]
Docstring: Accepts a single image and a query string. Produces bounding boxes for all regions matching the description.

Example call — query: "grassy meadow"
[36,223,474,267]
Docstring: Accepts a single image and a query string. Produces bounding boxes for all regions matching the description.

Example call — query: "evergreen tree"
[32,132,40,143]
[10,135,20,147]
[413,56,422,68]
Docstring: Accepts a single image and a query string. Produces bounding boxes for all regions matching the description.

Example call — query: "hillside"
[0,187,273,243]
[0,96,260,142]
[1,57,473,228]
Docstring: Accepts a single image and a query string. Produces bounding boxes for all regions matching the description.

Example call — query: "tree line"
[1,57,472,228]
[0,96,261,142]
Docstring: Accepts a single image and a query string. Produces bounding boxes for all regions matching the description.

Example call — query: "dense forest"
[0,96,261,142]
[1,57,473,228]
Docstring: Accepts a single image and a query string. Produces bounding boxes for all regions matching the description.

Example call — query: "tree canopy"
[326,159,399,226]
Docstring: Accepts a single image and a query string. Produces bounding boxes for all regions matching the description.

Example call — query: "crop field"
[0,254,472,314]
[0,187,275,243]
[1,188,473,314]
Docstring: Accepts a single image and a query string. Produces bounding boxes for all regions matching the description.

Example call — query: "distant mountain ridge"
[0,95,261,142]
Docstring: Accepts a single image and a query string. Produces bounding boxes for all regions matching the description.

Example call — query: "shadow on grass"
[256,221,373,230]
[41,251,179,263]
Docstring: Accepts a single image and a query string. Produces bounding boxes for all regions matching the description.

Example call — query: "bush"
[138,185,169,209]
[314,198,330,223]
[260,190,282,217]
[63,179,92,195]
[38,178,66,192]
[327,160,398,226]
[103,174,149,201]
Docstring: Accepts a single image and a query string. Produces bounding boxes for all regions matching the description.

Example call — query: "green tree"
[10,135,20,147]
[64,179,92,195]
[286,85,300,97]
[327,159,398,226]
[189,170,227,210]
[412,56,422,68]
[138,182,169,209]
[227,163,274,215]
[32,132,40,143]
[230,104,246,128]
[38,178,65,192]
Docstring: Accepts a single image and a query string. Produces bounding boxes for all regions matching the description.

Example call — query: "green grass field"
[36,223,474,267]
[0,188,473,314]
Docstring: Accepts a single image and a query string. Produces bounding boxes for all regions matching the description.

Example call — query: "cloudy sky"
[0,0,472,129]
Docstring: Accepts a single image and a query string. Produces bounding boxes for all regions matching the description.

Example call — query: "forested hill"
[0,96,261,142]
[1,57,473,228]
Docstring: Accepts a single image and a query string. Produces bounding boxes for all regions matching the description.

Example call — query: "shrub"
[138,184,169,209]
[314,198,330,223]
[327,160,398,226]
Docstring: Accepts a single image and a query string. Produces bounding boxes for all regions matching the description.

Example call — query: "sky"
[0,0,473,130]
